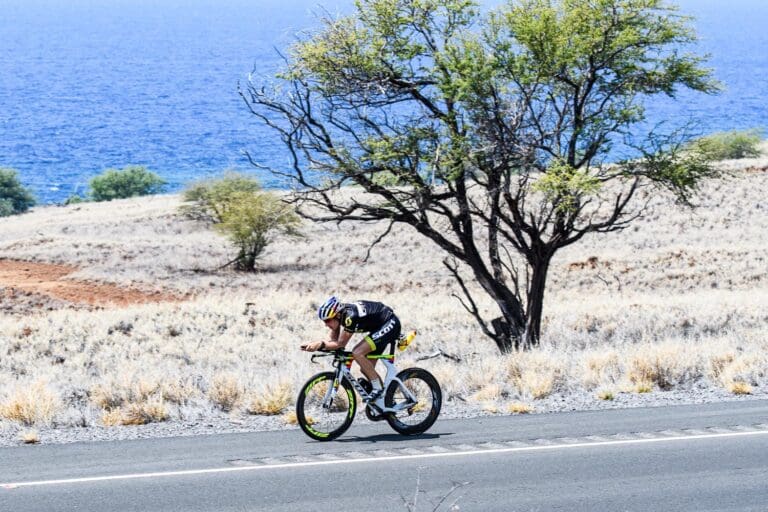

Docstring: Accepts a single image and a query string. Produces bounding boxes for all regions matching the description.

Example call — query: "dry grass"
[626,343,693,390]
[19,430,40,444]
[596,389,615,401]
[727,381,753,395]
[282,411,300,425]
[101,399,169,426]
[246,382,293,416]
[160,379,199,405]
[208,374,243,412]
[0,382,60,426]
[471,384,503,403]
[101,408,124,426]
[0,161,767,430]
[507,402,533,414]
[507,351,565,399]
[634,382,653,394]
[581,351,621,390]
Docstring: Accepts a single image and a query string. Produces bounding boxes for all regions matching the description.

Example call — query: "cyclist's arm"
[322,329,352,350]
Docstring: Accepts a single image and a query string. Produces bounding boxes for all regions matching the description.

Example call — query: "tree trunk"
[235,246,257,272]
[468,263,526,354]
[524,257,551,349]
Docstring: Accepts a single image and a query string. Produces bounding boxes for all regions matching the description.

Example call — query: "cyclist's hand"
[301,341,322,352]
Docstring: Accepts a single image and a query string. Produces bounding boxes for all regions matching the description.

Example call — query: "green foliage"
[0,168,36,217]
[180,172,262,223]
[626,134,720,206]
[280,0,720,204]
[89,166,166,202]
[533,160,601,213]
[494,0,719,95]
[64,194,86,205]
[180,173,301,271]
[248,0,722,349]
[688,129,764,161]
[215,192,302,271]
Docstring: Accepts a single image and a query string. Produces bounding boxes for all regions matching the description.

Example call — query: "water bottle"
[398,330,417,351]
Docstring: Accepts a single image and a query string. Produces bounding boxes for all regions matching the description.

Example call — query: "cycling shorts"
[364,315,401,355]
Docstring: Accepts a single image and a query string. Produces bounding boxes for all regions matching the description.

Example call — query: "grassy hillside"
[1,153,767,439]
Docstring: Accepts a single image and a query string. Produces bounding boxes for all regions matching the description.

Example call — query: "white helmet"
[317,295,341,320]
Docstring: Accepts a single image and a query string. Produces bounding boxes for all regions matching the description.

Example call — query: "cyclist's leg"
[354,315,401,377]
[354,316,402,404]
[352,338,381,386]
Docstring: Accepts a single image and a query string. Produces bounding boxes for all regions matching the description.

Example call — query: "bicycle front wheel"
[384,367,442,436]
[295,371,357,441]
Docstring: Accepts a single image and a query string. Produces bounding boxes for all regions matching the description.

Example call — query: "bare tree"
[241,0,719,351]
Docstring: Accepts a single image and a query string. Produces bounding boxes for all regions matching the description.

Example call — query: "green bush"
[64,194,86,205]
[0,168,36,217]
[688,129,764,160]
[89,165,166,201]
[216,191,302,271]
[179,172,262,223]
[180,173,301,271]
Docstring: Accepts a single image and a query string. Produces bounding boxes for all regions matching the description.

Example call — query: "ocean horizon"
[1,0,766,204]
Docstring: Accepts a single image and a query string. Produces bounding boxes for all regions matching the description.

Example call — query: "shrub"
[216,192,302,271]
[507,402,533,414]
[0,382,60,426]
[100,400,169,426]
[688,129,764,160]
[0,168,36,216]
[89,165,166,201]
[180,172,262,223]
[246,382,293,416]
[208,374,243,412]
[596,389,615,401]
[64,194,86,205]
[727,381,753,395]
[19,430,40,444]
[180,173,302,271]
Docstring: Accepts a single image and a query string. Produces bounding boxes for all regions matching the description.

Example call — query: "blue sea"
[1,0,766,204]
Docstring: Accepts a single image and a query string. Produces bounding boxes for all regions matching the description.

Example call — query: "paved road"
[2,400,767,511]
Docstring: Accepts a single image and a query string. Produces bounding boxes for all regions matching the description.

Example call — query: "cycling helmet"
[317,295,341,320]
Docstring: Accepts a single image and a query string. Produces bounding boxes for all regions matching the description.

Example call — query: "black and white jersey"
[338,300,394,334]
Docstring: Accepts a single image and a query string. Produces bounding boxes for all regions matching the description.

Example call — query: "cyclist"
[301,296,401,410]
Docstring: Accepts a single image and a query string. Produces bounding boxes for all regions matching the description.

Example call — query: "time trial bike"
[295,332,441,441]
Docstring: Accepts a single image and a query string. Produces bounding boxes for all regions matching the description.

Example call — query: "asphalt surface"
[1,400,767,511]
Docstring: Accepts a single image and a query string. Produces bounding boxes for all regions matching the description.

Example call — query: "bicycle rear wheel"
[296,371,356,441]
[384,367,441,436]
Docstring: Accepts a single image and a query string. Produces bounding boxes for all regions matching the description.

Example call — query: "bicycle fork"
[320,371,343,410]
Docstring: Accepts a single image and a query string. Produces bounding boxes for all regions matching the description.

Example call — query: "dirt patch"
[0,259,184,309]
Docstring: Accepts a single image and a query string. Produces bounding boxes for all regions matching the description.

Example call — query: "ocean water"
[1,0,766,204]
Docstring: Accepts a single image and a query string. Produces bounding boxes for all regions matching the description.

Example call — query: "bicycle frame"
[313,351,418,413]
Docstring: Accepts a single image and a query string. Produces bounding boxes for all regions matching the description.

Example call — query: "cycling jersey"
[338,300,401,354]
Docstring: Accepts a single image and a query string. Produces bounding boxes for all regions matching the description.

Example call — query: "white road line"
[2,429,767,489]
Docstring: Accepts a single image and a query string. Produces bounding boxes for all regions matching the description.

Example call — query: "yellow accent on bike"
[305,375,326,393]
[398,330,417,351]
[347,388,355,418]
